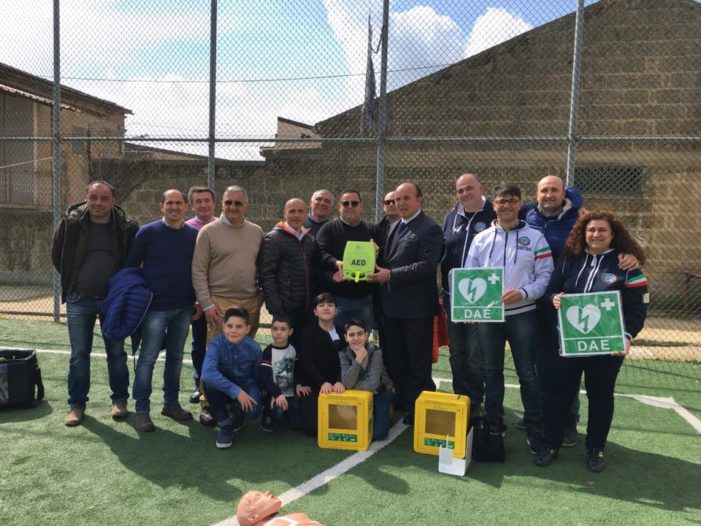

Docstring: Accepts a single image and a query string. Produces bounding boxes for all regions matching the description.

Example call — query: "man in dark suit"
[368,181,443,424]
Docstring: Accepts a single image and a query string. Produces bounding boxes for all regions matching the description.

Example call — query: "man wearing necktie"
[367,181,443,425]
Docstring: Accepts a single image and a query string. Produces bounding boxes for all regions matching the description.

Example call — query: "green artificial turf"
[0,319,700,525]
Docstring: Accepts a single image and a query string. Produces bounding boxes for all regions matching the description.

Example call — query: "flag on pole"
[360,15,376,134]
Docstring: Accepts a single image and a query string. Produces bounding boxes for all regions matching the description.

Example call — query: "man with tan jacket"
[191,185,264,424]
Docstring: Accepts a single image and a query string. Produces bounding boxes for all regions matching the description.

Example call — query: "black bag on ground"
[0,349,44,408]
[471,417,505,463]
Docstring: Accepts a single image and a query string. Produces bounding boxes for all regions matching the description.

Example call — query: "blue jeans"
[66,292,129,408]
[478,310,543,430]
[132,306,193,413]
[373,389,392,441]
[205,381,263,425]
[335,295,374,333]
[446,300,484,407]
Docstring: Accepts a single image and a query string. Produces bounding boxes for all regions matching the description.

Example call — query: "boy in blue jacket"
[202,307,263,449]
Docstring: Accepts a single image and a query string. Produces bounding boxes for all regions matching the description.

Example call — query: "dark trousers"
[382,316,436,417]
[372,389,392,440]
[190,315,207,390]
[543,354,624,451]
[299,390,321,437]
[262,393,304,430]
[536,300,580,422]
[446,305,484,408]
[286,307,313,353]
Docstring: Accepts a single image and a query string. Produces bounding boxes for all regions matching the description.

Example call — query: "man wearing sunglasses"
[316,190,379,332]
[191,185,264,425]
[376,191,401,243]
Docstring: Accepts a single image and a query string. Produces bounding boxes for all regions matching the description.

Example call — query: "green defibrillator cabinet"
[342,241,376,282]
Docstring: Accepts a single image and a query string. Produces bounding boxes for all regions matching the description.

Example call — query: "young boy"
[201,307,263,449]
[297,292,345,436]
[339,318,394,441]
[259,315,307,432]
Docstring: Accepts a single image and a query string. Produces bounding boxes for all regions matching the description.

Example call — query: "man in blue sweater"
[126,189,201,432]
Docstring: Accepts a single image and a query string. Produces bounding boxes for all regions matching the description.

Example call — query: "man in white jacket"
[465,183,554,450]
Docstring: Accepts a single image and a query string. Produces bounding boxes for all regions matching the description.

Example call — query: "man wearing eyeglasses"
[465,183,553,451]
[441,173,495,419]
[316,190,379,332]
[191,185,264,425]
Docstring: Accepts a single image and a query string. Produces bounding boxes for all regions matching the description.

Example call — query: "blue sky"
[0,0,603,159]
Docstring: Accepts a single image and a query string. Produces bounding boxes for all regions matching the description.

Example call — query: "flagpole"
[375,0,389,222]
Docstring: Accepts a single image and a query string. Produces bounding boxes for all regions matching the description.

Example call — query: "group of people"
[51,172,648,472]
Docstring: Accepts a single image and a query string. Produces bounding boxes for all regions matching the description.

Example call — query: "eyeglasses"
[383,199,395,205]
[341,200,360,208]
[494,198,520,206]
[223,200,245,207]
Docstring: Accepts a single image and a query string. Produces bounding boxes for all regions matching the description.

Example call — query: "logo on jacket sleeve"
[474,222,487,233]
[601,273,618,285]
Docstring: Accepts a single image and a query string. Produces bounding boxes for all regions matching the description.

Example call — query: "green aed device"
[342,241,376,282]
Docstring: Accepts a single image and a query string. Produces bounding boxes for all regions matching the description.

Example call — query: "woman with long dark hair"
[535,211,648,472]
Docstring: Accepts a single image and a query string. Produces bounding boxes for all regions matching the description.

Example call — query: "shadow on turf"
[0,400,54,421]
[82,416,244,502]
[529,440,701,513]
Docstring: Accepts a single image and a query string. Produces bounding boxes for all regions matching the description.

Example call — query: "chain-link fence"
[1,1,699,377]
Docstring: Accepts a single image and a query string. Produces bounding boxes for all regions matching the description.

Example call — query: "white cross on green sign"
[449,267,504,322]
[558,291,626,356]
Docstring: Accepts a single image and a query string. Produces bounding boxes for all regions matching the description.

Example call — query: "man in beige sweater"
[191,185,264,424]
[192,185,264,338]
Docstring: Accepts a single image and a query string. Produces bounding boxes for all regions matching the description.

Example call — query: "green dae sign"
[558,291,626,356]
[342,241,376,282]
[449,267,504,322]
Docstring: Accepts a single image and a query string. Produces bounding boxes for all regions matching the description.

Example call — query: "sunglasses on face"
[383,199,395,205]
[223,200,245,207]
[341,200,360,208]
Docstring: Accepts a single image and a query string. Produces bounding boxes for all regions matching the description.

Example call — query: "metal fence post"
[565,0,584,186]
[374,0,389,222]
[207,0,217,189]
[52,0,62,323]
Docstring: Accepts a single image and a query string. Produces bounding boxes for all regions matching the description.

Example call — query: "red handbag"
[432,301,449,363]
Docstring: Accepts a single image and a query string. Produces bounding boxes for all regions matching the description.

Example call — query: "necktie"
[391,221,407,250]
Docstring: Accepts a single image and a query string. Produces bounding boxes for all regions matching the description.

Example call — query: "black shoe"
[526,434,545,455]
[199,407,216,427]
[562,422,579,448]
[402,413,414,426]
[260,415,274,432]
[587,449,605,473]
[535,448,558,467]
[488,420,507,437]
[189,389,201,404]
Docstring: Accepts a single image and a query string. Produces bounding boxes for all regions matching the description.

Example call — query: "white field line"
[21,350,700,525]
[212,420,409,526]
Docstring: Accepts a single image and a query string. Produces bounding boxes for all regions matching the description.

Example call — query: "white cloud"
[0,2,536,160]
[387,6,464,89]
[464,7,533,58]
[0,1,219,76]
